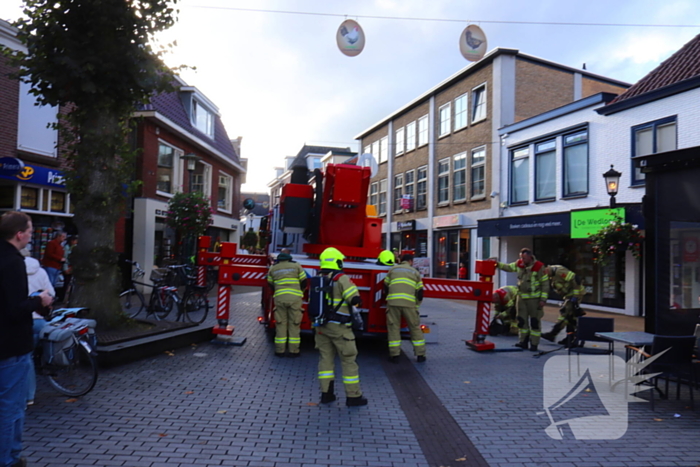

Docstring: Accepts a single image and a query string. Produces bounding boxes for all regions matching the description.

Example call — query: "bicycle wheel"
[119,288,145,319]
[182,289,210,324]
[151,286,176,320]
[46,341,98,397]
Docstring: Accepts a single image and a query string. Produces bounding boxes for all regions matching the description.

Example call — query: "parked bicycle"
[119,260,177,321]
[166,264,211,325]
[34,307,98,397]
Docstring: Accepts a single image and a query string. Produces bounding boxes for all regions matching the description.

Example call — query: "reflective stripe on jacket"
[498,258,549,301]
[328,273,360,322]
[384,262,423,306]
[494,285,519,312]
[267,260,306,301]
[548,265,585,299]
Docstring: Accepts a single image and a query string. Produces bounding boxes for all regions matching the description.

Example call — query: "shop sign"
[155,209,168,217]
[433,214,461,229]
[570,208,624,239]
[478,212,570,237]
[397,220,415,231]
[0,162,66,188]
[0,157,24,176]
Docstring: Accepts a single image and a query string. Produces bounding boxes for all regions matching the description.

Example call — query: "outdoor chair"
[568,317,615,385]
[627,335,696,411]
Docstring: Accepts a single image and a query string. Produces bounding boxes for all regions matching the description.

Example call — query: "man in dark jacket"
[0,211,53,467]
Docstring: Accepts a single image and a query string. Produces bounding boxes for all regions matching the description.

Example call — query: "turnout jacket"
[267,260,307,303]
[0,240,43,360]
[497,257,549,301]
[319,269,360,324]
[547,265,585,300]
[493,285,518,313]
[384,261,424,307]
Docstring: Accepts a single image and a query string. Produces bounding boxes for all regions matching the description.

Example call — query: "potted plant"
[588,212,643,265]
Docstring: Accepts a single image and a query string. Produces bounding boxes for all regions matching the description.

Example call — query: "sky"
[2,1,700,193]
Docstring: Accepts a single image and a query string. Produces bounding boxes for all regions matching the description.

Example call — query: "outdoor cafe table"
[595,331,656,396]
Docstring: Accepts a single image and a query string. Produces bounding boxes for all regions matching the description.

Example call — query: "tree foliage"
[3,0,179,329]
[165,192,214,238]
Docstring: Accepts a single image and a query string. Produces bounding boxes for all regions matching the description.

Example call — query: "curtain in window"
[564,144,587,195]
[512,158,529,203]
[535,150,555,199]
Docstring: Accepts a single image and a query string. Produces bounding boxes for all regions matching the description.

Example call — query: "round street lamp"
[603,164,622,208]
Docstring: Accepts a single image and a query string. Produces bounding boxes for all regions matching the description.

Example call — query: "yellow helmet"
[319,247,345,270]
[377,250,395,266]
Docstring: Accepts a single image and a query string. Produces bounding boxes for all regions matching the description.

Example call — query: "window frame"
[631,116,677,186]
[393,173,404,213]
[510,146,530,205]
[379,136,388,164]
[439,103,451,137]
[454,93,468,131]
[192,99,215,138]
[534,139,556,202]
[378,178,388,216]
[217,172,233,213]
[156,141,183,197]
[471,83,487,123]
[371,141,380,165]
[395,126,405,157]
[416,166,428,210]
[452,152,467,203]
[562,130,589,198]
[418,115,429,147]
[406,121,416,152]
[404,169,415,211]
[437,158,450,205]
[369,181,378,209]
[470,146,486,200]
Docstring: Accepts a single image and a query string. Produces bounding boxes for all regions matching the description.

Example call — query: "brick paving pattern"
[22,292,700,466]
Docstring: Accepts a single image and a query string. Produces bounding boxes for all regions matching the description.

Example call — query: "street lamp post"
[603,164,622,208]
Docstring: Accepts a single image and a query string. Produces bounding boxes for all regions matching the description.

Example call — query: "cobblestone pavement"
[23,292,700,467]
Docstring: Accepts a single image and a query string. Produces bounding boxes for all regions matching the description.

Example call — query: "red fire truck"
[197,162,496,350]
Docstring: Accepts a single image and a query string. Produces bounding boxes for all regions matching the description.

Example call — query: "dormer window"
[192,100,214,138]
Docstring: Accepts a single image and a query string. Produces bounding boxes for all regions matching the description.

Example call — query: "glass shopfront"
[434,229,470,279]
[669,221,700,310]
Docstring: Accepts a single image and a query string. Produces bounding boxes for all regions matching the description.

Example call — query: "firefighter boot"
[542,322,565,343]
[514,335,529,349]
[321,381,336,404]
[346,395,368,407]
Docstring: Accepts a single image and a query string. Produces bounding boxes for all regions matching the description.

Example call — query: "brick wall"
[514,59,574,123]
[581,77,629,98]
[0,59,19,159]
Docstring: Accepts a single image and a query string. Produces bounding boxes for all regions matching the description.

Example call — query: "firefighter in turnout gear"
[315,247,367,407]
[541,265,586,347]
[490,285,519,336]
[267,250,307,357]
[493,248,549,351]
[384,253,426,363]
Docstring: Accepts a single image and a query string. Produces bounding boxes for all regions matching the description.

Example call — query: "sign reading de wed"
[570,208,624,238]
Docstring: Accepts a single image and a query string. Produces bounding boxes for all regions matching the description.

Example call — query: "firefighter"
[490,285,519,336]
[266,250,307,357]
[491,248,549,351]
[376,249,395,266]
[384,253,426,363]
[541,265,586,347]
[315,247,367,407]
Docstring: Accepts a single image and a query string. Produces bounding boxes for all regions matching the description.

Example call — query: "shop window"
[510,146,529,204]
[0,186,14,209]
[439,103,451,137]
[393,174,403,213]
[670,222,700,309]
[418,115,429,147]
[535,140,556,201]
[437,158,450,204]
[563,130,588,197]
[454,93,468,131]
[395,127,405,156]
[471,84,487,123]
[452,152,466,202]
[406,121,416,152]
[471,146,485,199]
[378,179,387,216]
[416,166,427,210]
[21,186,38,210]
[632,116,676,186]
[50,191,66,212]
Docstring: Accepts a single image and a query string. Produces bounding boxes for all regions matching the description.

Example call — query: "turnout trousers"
[314,322,362,397]
[386,305,426,357]
[273,299,303,354]
[516,297,544,346]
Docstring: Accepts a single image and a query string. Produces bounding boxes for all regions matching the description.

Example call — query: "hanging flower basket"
[165,192,213,238]
[588,213,643,265]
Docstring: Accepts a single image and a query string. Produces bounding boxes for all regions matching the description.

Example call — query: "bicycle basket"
[150,268,173,283]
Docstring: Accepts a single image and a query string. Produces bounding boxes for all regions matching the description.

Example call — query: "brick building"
[355,48,629,278]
